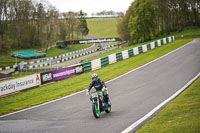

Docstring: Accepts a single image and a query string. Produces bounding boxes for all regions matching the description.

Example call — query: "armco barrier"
[142,45,148,52]
[161,39,164,45]
[82,62,92,72]
[166,37,169,43]
[116,52,123,61]
[128,49,134,57]
[91,59,101,71]
[108,54,117,64]
[147,44,151,50]
[155,41,158,47]
[151,42,155,49]
[158,41,161,47]
[169,37,171,42]
[163,38,167,44]
[138,46,143,54]
[101,56,109,67]
[122,50,129,60]
[133,47,139,55]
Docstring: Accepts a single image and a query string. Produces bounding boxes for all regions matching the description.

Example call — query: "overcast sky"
[47,0,133,15]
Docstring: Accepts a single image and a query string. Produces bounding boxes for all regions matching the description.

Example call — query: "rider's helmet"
[92,73,98,81]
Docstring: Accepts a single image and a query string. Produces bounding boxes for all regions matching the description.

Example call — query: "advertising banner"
[64,38,122,45]
[52,65,83,81]
[40,65,83,85]
[40,71,53,84]
[0,74,41,97]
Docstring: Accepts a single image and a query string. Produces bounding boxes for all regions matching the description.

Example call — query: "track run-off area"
[0,39,199,133]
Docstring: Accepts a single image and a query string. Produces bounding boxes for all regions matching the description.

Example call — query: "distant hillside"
[87,18,119,38]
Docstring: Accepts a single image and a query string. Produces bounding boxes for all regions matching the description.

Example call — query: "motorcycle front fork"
[97,98,100,111]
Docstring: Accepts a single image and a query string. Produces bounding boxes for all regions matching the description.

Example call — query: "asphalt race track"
[0,39,199,133]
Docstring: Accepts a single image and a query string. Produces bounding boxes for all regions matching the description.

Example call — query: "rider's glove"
[103,87,109,94]
[86,89,89,96]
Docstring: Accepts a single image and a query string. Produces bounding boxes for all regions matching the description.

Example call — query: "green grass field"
[87,18,118,38]
[0,37,194,115]
[137,76,200,133]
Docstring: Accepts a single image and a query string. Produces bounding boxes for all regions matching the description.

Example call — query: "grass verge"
[136,76,200,133]
[0,38,195,115]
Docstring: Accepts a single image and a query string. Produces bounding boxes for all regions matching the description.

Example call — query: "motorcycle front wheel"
[92,103,100,118]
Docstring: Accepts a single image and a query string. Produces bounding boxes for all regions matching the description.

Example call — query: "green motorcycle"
[90,90,111,118]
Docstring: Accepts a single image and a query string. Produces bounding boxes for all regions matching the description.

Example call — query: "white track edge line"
[0,90,85,118]
[121,72,200,133]
[0,40,192,118]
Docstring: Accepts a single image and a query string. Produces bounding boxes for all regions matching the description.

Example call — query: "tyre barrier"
[27,44,96,65]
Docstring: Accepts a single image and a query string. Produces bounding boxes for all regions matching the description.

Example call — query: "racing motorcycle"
[89,88,111,118]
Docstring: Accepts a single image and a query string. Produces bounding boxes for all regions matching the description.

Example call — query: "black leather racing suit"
[88,78,109,101]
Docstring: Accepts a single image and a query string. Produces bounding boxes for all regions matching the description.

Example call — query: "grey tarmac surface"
[0,39,199,133]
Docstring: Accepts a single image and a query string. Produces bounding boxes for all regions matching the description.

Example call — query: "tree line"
[117,0,200,43]
[0,0,89,53]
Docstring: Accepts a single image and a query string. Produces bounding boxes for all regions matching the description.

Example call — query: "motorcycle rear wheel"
[105,104,111,113]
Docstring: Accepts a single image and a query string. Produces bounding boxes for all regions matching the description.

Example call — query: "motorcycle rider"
[86,73,110,103]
